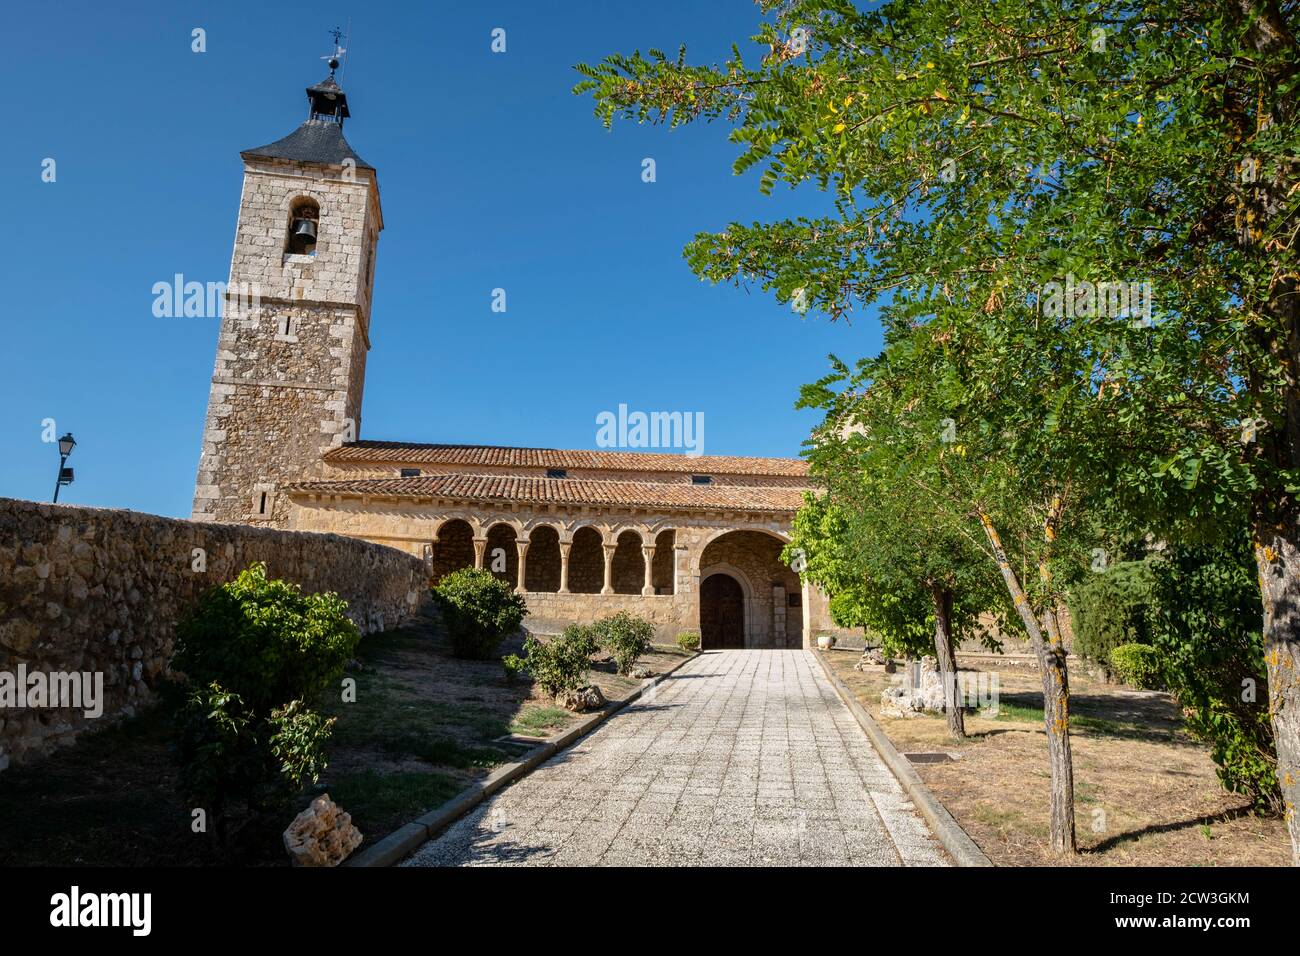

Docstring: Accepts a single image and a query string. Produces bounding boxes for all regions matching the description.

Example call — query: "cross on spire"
[321,27,347,79]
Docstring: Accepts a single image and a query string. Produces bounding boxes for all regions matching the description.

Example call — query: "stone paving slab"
[401,649,949,867]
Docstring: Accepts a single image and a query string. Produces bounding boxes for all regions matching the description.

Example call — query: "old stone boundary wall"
[0,497,429,770]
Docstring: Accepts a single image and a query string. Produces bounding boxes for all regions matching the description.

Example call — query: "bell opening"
[287,201,319,256]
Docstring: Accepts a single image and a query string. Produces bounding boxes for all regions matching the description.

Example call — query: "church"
[190,64,854,650]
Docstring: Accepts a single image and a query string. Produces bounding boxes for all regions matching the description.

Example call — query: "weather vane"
[322,26,347,79]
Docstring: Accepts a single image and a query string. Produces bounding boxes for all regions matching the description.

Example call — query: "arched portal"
[525,525,562,592]
[698,529,802,648]
[484,522,519,589]
[701,572,746,649]
[568,526,604,594]
[429,518,475,583]
[610,529,645,595]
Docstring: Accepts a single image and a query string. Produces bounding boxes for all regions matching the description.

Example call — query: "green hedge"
[1109,643,1163,690]
[433,567,528,660]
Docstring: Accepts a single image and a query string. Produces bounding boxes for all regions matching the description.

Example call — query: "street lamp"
[53,432,75,503]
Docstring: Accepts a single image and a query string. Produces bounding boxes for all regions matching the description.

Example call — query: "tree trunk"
[978,512,1077,854]
[1234,0,1300,866]
[930,584,965,739]
[1252,522,1300,865]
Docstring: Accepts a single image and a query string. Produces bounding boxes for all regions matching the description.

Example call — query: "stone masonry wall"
[0,498,426,771]
[191,156,381,527]
[523,591,688,643]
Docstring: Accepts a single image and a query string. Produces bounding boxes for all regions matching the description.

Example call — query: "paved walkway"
[402,650,948,867]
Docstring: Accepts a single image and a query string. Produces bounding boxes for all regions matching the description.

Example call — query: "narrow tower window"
[287,199,320,256]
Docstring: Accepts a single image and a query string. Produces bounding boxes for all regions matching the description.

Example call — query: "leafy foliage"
[173,563,357,854]
[676,630,701,653]
[575,0,1300,852]
[433,567,528,660]
[519,626,599,697]
[592,611,655,675]
[178,683,336,849]
[1109,643,1163,690]
[502,653,527,684]
[1147,545,1279,812]
[175,562,360,712]
[1069,560,1159,677]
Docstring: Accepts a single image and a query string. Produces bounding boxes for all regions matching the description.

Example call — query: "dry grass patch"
[825,650,1289,866]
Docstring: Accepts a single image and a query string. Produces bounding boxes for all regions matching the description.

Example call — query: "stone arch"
[696,525,791,557]
[483,522,519,588]
[429,518,475,583]
[700,561,756,602]
[568,525,605,594]
[524,524,562,592]
[286,195,321,256]
[610,529,645,595]
[432,514,482,539]
[698,529,802,649]
[565,518,610,544]
[522,516,563,537]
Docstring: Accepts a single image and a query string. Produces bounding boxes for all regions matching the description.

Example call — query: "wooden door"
[701,573,745,649]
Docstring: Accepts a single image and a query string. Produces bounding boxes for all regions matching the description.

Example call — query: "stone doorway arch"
[700,567,748,649]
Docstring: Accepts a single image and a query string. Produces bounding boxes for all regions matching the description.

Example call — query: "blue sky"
[0,0,883,518]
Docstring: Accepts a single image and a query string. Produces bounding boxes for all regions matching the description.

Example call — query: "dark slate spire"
[241,36,372,170]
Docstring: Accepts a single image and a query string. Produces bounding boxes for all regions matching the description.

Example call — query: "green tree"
[788,393,1009,740]
[577,0,1300,860]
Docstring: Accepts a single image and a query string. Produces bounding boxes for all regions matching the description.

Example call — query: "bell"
[291,218,317,242]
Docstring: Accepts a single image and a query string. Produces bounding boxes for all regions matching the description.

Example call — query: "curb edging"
[811,649,993,868]
[346,651,699,868]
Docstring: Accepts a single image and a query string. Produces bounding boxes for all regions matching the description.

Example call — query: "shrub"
[1147,542,1279,812]
[433,567,528,660]
[502,653,527,684]
[173,563,354,854]
[1109,643,1163,690]
[593,611,654,674]
[178,683,335,850]
[676,630,701,653]
[520,625,598,697]
[175,562,360,711]
[1068,559,1157,678]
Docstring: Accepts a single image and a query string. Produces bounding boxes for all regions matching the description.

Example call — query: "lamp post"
[53,432,75,503]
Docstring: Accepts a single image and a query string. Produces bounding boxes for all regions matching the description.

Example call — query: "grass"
[508,706,572,737]
[326,770,464,835]
[0,704,222,866]
[378,734,507,769]
[0,607,688,865]
[991,698,1170,739]
[825,649,1291,866]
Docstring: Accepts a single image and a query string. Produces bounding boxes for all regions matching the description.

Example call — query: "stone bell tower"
[192,54,382,526]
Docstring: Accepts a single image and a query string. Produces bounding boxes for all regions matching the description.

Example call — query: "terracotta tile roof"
[320,441,809,478]
[283,473,808,515]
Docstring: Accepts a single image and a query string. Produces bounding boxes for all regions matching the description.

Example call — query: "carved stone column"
[558,542,572,594]
[515,540,530,593]
[601,544,616,595]
[641,545,656,596]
